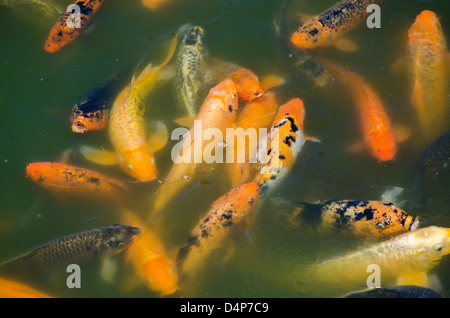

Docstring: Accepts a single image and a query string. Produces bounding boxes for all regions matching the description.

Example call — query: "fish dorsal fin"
[79,145,118,165]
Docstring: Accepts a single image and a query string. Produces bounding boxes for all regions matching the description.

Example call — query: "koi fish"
[255,97,315,197]
[297,226,450,294]
[142,0,175,10]
[177,182,259,278]
[408,10,449,144]
[26,162,130,203]
[0,0,63,21]
[175,24,209,117]
[228,91,279,189]
[107,36,177,182]
[288,200,419,238]
[25,160,126,194]
[342,285,445,298]
[323,61,398,162]
[151,78,239,214]
[71,74,122,134]
[0,225,140,282]
[290,0,376,50]
[44,0,104,53]
[121,210,179,296]
[0,277,52,298]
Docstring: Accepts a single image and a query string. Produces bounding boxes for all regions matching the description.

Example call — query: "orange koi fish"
[228,91,279,189]
[151,78,239,214]
[107,36,177,182]
[255,97,314,197]
[0,277,52,298]
[408,10,449,144]
[290,0,376,50]
[44,0,104,53]
[288,200,419,238]
[142,0,176,10]
[26,162,129,203]
[323,61,398,162]
[177,182,259,278]
[121,210,179,296]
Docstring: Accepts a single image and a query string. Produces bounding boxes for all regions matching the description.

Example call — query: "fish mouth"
[72,121,88,134]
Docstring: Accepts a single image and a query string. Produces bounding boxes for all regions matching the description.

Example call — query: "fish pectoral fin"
[333,38,359,52]
[347,140,365,154]
[100,257,119,285]
[393,124,411,143]
[306,135,321,143]
[260,74,286,92]
[79,145,118,165]
[396,271,429,287]
[147,121,169,153]
[173,116,196,128]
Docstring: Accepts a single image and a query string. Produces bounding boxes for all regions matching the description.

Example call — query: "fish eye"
[434,243,444,252]
[376,223,386,229]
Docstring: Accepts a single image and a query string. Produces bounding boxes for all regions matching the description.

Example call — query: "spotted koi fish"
[408,10,449,145]
[44,0,104,53]
[290,0,377,50]
[121,210,179,296]
[71,74,121,134]
[297,226,450,295]
[176,182,259,278]
[255,97,314,197]
[26,162,130,203]
[288,200,419,238]
[151,78,239,214]
[0,277,52,298]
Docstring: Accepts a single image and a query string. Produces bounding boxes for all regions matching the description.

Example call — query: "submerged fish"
[408,10,449,144]
[177,182,259,278]
[0,225,140,281]
[108,36,177,182]
[273,0,330,87]
[324,61,398,162]
[121,210,179,296]
[414,130,450,202]
[151,78,239,214]
[0,0,63,21]
[297,226,450,294]
[26,162,130,203]
[142,0,176,10]
[290,0,376,50]
[288,200,419,237]
[175,24,209,117]
[255,97,315,197]
[71,74,122,134]
[0,277,52,298]
[44,0,104,53]
[342,285,445,298]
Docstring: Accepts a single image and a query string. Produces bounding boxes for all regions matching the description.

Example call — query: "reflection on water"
[0,0,449,298]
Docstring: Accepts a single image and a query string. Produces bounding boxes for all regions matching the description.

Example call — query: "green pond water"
[0,0,449,298]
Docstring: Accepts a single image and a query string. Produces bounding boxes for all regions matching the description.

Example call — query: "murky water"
[0,0,449,298]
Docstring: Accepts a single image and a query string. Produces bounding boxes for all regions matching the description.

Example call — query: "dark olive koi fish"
[0,225,140,279]
[44,0,104,53]
[71,74,121,134]
[288,200,419,237]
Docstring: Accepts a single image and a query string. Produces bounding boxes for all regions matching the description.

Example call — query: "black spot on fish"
[354,207,375,221]
[309,29,319,36]
[76,1,94,15]
[287,117,299,132]
[228,105,234,113]
[283,136,296,147]
[87,177,100,185]
[279,155,286,160]
[201,229,209,238]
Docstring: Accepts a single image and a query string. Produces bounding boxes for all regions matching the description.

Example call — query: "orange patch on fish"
[26,162,129,202]
[176,182,259,278]
[44,0,104,53]
[230,69,265,101]
[122,210,179,296]
[0,278,52,298]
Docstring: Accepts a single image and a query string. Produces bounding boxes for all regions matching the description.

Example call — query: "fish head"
[290,17,323,49]
[140,257,179,296]
[118,146,158,182]
[100,224,141,253]
[71,107,107,134]
[365,130,398,162]
[179,25,207,50]
[408,10,446,48]
[230,69,265,101]
[412,227,450,261]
